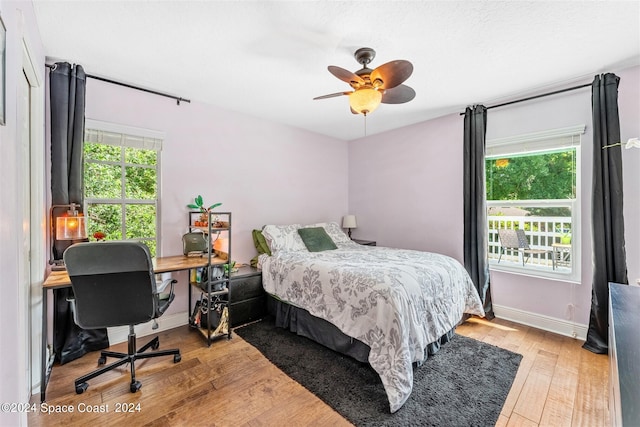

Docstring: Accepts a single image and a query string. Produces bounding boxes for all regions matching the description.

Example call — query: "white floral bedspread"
[260,242,485,413]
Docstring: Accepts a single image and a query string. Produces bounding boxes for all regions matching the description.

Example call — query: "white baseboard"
[493,304,588,340]
[107,311,190,344]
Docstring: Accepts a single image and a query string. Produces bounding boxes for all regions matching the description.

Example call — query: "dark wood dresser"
[608,282,640,426]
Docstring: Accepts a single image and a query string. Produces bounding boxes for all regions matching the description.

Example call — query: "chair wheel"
[75,382,89,394]
[152,340,160,350]
[174,354,181,363]
[130,381,142,393]
[98,356,106,365]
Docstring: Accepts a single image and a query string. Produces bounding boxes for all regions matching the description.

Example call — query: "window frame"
[83,119,164,256]
[486,125,584,283]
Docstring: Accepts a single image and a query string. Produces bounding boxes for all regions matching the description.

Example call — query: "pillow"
[297,227,337,252]
[262,224,307,252]
[252,229,271,255]
[304,222,352,245]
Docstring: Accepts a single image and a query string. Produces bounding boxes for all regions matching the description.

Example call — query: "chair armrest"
[65,295,82,327]
[157,278,177,301]
[156,279,177,316]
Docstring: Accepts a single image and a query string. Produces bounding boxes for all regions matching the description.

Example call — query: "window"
[83,120,163,256]
[486,125,584,281]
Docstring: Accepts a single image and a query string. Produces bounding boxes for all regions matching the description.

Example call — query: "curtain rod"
[460,82,591,115]
[45,63,191,105]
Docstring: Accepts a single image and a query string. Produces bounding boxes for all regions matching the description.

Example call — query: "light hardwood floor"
[28,317,610,426]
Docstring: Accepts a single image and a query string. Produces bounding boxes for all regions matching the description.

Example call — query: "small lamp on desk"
[49,203,88,270]
[213,237,229,260]
[342,215,357,239]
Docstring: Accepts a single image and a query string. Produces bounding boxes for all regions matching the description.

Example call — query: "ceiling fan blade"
[313,91,351,100]
[381,84,416,104]
[370,60,413,90]
[328,66,365,87]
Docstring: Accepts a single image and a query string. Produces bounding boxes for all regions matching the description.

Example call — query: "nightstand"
[351,238,376,246]
[228,266,266,327]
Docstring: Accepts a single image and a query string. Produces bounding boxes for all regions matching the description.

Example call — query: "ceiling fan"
[313,47,415,116]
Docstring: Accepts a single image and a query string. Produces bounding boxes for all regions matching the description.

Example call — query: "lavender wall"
[348,65,640,330]
[619,66,640,290]
[487,66,639,326]
[84,79,349,311]
[483,83,594,326]
[348,113,465,260]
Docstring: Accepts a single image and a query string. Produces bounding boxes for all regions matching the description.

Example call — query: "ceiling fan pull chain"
[364,114,367,137]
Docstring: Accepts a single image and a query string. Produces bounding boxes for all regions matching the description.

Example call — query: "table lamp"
[342,215,357,238]
[50,203,88,270]
[213,237,230,260]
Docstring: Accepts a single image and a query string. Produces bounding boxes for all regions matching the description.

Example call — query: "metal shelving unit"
[187,211,232,345]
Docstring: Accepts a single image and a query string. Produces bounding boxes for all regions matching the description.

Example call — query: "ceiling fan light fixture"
[314,48,414,115]
[349,87,382,115]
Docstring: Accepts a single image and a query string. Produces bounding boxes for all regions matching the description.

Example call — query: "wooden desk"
[43,255,212,288]
[41,255,212,402]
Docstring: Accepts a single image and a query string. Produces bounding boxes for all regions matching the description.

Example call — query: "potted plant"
[187,195,222,227]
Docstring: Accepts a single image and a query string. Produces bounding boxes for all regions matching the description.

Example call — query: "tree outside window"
[83,129,160,257]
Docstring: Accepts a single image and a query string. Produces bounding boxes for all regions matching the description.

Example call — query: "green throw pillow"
[252,229,271,255]
[297,227,337,252]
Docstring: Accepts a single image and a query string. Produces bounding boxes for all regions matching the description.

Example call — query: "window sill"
[489,262,581,284]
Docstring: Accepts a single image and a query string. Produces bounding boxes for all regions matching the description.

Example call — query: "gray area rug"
[235,317,522,427]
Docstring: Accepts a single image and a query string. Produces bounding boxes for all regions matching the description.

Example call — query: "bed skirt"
[266,294,456,366]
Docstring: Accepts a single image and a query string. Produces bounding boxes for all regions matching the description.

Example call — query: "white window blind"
[84,119,164,151]
[487,125,585,157]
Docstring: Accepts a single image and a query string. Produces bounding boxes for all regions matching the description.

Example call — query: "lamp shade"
[342,215,357,229]
[56,215,87,240]
[213,237,229,260]
[50,203,87,269]
[349,88,382,115]
[213,238,229,252]
[213,237,229,253]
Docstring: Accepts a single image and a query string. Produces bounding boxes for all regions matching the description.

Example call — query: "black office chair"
[64,241,181,395]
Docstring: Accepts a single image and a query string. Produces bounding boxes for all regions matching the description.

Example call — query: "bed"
[256,222,485,413]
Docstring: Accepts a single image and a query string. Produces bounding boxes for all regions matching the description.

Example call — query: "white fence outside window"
[488,215,573,270]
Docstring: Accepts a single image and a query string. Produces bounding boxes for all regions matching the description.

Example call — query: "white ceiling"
[32,1,640,141]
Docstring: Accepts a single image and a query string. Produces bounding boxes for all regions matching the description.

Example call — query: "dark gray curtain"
[583,73,628,354]
[463,105,494,319]
[50,62,85,261]
[50,62,109,364]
